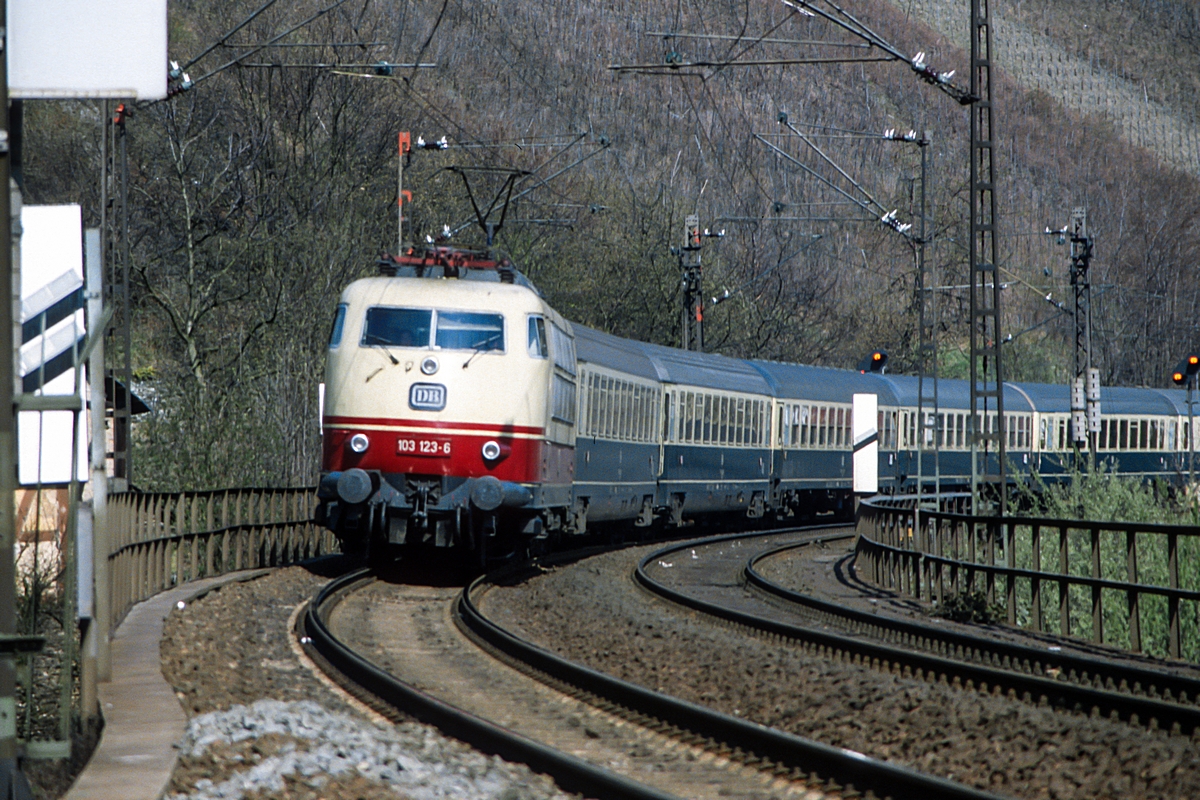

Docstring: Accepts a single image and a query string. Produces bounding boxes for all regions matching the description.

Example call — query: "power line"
[221,41,388,48]
[241,62,435,69]
[778,0,974,104]
[188,0,354,90]
[609,55,894,73]
[183,0,281,71]
[642,31,870,47]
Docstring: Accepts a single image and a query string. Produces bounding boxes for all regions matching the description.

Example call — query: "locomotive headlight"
[349,433,370,453]
[481,440,502,461]
[420,356,439,375]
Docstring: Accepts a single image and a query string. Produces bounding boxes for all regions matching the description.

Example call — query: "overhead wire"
[182,0,282,71]
[188,0,355,90]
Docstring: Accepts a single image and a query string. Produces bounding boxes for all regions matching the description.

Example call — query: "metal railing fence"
[856,497,1200,661]
[107,487,332,629]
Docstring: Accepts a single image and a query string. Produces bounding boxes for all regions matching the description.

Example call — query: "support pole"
[86,228,109,681]
[915,132,939,525]
[1067,208,1094,464]
[969,0,1006,515]
[0,7,33,794]
[679,214,702,351]
[1189,380,1195,486]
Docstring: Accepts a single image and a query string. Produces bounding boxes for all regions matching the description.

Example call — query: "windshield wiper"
[462,333,502,369]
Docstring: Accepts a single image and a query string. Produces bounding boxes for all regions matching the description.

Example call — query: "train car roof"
[572,325,1195,416]
[997,382,1184,415]
[575,326,904,400]
[749,360,903,404]
[575,326,775,394]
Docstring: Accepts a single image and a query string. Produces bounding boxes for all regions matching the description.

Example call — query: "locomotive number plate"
[398,437,452,457]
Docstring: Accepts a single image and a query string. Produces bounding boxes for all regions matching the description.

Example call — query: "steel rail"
[636,536,1200,737]
[301,567,681,800]
[457,533,1005,800]
[745,540,1200,718]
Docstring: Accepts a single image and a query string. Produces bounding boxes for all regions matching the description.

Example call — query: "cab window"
[362,307,431,347]
[436,311,504,351]
[528,316,548,358]
[360,307,505,351]
[328,304,347,348]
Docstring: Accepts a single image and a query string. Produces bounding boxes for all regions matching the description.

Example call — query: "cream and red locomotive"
[318,248,577,560]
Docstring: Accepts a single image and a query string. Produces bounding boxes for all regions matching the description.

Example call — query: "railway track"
[638,530,1200,738]
[299,545,1004,800]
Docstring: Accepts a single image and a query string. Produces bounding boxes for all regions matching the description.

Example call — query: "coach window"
[528,316,548,357]
[328,304,347,348]
[667,391,676,441]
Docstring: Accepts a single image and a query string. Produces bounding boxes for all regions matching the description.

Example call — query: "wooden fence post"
[1126,529,1141,652]
[1091,526,1103,644]
[1059,525,1070,637]
[1169,532,1181,659]
[1031,523,1042,631]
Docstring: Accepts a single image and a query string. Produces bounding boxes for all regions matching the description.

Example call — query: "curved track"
[300,544,1004,800]
[637,532,1200,737]
[301,567,681,800]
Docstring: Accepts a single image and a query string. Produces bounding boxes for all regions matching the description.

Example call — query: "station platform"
[64,569,270,800]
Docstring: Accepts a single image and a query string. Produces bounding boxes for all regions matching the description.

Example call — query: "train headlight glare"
[349,433,370,453]
[481,440,502,461]
[420,357,439,375]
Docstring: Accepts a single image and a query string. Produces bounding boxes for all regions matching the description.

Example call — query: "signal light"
[1173,354,1200,386]
[857,349,888,374]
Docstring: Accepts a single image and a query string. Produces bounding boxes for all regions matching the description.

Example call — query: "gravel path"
[159,563,574,800]
[481,546,1200,799]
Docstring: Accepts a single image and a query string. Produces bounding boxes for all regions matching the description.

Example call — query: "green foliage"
[934,590,1005,624]
[1001,464,1200,660]
[1014,461,1185,524]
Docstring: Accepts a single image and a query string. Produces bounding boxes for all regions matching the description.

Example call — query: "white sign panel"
[10,0,168,100]
[852,393,878,494]
[19,206,88,485]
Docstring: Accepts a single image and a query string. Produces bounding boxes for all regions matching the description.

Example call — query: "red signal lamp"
[857,349,889,374]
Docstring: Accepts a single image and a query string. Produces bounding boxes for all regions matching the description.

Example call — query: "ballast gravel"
[482,546,1200,800]
[160,564,573,800]
[168,699,564,800]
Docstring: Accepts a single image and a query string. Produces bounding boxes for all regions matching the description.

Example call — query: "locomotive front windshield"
[361,306,504,351]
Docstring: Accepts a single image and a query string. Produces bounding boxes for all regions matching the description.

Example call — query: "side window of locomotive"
[548,323,577,375]
[436,311,504,351]
[528,315,548,358]
[362,307,431,348]
[328,303,347,348]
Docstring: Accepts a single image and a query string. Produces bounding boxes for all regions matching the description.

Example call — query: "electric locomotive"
[317,247,576,561]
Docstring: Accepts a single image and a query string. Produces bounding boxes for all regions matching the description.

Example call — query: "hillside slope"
[903,0,1200,177]
[17,0,1200,487]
